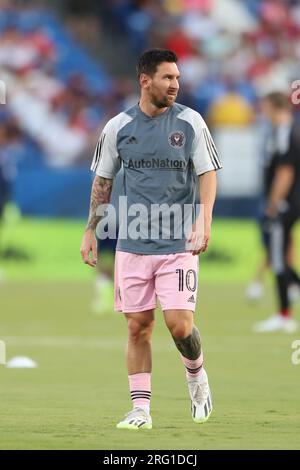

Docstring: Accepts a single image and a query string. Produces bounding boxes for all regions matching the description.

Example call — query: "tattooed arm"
[86,176,113,231]
[80,176,113,267]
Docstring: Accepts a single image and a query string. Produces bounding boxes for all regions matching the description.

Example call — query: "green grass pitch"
[0,216,300,449]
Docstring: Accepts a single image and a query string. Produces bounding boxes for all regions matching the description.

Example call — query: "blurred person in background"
[254,92,300,333]
[0,154,8,283]
[92,169,125,314]
[0,114,23,282]
[245,236,300,303]
[207,87,255,127]
[92,234,115,314]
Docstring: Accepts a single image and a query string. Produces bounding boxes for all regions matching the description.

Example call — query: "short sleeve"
[191,117,222,175]
[91,119,121,178]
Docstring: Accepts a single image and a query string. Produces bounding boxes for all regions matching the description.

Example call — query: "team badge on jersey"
[168,131,186,148]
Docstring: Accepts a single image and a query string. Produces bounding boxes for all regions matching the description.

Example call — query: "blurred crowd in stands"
[1,0,300,177]
[0,0,132,179]
[107,0,300,125]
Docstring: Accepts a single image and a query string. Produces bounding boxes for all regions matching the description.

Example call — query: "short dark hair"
[136,49,178,78]
[264,92,291,110]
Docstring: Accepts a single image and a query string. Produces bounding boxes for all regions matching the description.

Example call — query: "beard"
[150,89,176,108]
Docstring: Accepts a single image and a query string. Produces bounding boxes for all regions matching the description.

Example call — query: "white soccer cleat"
[116,408,152,430]
[188,369,213,423]
[245,281,264,301]
[253,314,299,333]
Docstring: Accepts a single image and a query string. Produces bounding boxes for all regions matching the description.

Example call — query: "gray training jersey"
[91,102,222,254]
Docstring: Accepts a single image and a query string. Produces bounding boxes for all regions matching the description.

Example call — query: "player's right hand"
[80,229,97,267]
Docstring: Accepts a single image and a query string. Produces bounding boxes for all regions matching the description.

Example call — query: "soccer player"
[245,236,300,303]
[254,92,300,333]
[80,49,222,429]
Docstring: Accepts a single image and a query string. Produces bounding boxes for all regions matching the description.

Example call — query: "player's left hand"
[186,217,211,255]
[80,228,98,267]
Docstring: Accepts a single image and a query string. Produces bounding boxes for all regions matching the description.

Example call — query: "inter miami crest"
[168,131,186,148]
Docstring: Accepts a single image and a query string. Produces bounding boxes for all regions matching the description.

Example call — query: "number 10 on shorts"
[176,269,197,292]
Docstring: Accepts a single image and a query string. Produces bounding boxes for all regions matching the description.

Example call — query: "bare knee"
[168,320,192,340]
[127,315,155,343]
[164,310,194,340]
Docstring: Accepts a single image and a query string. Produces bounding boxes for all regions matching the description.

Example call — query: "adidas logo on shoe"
[188,295,195,303]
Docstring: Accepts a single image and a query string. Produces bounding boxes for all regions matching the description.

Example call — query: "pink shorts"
[114,251,199,313]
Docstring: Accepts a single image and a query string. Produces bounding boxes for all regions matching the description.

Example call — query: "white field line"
[1,335,284,354]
